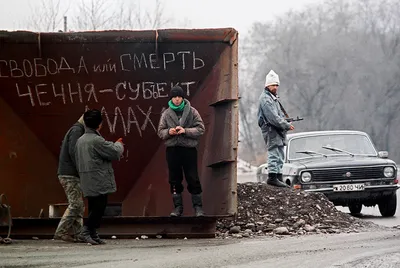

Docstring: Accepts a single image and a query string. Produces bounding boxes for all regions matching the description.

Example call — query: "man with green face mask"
[158,86,205,217]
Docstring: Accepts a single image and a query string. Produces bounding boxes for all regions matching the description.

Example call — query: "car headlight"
[384,167,395,178]
[301,172,312,182]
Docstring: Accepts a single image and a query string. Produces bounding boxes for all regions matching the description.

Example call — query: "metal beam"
[0,216,218,239]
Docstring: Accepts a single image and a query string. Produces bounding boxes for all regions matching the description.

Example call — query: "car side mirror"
[378,151,389,158]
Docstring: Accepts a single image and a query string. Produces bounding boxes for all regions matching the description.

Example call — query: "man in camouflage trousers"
[54,115,85,242]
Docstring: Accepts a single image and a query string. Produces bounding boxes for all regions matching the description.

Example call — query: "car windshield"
[287,134,377,160]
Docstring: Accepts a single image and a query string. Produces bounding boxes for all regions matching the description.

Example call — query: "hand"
[116,138,124,144]
[289,125,295,131]
[175,126,185,135]
[169,128,177,135]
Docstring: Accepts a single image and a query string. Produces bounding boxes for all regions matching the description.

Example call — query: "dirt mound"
[216,182,379,238]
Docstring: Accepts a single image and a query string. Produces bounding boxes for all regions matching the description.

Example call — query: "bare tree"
[27,0,69,32]
[74,0,115,31]
[27,0,185,32]
[112,0,191,30]
[239,0,400,163]
[113,0,171,30]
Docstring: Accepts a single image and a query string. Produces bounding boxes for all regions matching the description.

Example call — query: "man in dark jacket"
[75,109,124,245]
[54,115,85,242]
[158,86,205,217]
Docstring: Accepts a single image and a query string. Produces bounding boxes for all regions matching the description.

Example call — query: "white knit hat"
[264,70,280,87]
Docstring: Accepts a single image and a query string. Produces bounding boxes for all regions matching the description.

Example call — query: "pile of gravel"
[216,182,380,238]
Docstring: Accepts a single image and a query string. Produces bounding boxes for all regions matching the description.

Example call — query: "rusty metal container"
[0,28,238,225]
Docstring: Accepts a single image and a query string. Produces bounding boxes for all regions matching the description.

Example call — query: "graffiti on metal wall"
[119,51,205,71]
[0,50,206,140]
[0,51,205,77]
[13,80,196,106]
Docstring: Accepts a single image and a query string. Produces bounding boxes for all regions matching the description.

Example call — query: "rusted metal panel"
[0,28,238,219]
[0,216,217,239]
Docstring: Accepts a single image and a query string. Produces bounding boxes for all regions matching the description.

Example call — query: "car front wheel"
[348,203,362,215]
[378,193,397,217]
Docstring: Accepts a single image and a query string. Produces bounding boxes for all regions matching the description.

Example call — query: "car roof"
[287,130,368,139]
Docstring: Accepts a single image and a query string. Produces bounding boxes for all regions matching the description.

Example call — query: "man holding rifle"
[257,70,298,188]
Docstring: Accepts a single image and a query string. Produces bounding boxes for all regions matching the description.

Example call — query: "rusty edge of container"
[0,28,238,44]
[204,29,239,217]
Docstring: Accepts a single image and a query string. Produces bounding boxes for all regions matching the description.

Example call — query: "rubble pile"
[216,182,377,238]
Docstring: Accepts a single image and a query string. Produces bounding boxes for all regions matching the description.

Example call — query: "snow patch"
[237,158,258,175]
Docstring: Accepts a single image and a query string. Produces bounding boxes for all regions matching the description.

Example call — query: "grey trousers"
[267,146,284,174]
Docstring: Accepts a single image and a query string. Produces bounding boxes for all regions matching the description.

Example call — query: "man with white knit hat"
[257,70,294,187]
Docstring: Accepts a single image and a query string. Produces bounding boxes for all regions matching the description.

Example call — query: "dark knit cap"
[170,86,184,99]
[83,109,103,129]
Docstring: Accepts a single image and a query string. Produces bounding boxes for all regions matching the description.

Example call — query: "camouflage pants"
[54,176,84,237]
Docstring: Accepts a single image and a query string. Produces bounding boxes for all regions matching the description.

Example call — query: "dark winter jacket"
[57,120,85,177]
[75,128,124,197]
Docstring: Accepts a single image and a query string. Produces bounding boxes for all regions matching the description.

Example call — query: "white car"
[257,130,399,217]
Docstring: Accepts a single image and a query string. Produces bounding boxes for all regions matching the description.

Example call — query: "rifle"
[277,99,303,123]
[286,116,304,123]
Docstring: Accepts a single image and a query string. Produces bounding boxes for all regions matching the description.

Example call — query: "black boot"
[191,194,204,217]
[267,173,289,188]
[90,229,106,245]
[277,174,288,186]
[77,226,98,245]
[170,193,183,217]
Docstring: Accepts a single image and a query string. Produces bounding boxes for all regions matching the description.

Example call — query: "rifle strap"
[277,99,290,119]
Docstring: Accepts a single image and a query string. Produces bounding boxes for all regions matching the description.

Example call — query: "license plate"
[333,183,365,192]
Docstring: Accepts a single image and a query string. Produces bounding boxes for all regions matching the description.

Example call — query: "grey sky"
[0,0,323,34]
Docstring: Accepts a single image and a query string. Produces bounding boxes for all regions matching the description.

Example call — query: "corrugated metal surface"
[0,28,238,218]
